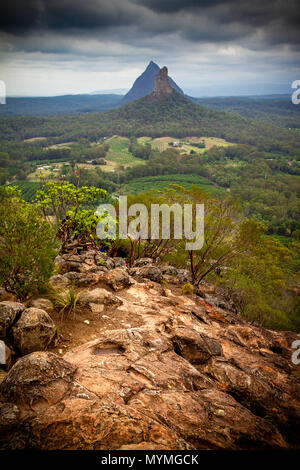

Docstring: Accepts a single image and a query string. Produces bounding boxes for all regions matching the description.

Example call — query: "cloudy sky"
[0,0,299,96]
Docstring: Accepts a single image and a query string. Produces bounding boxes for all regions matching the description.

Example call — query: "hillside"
[1,78,299,157]
[193,95,300,129]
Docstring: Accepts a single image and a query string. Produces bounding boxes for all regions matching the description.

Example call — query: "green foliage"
[0,187,56,299]
[182,283,195,295]
[121,173,220,194]
[36,181,106,223]
[50,286,80,320]
[36,182,107,251]
[8,181,41,202]
[215,237,300,331]
[153,185,300,331]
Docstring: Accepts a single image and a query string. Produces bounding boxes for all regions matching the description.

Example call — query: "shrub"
[182,282,195,295]
[0,187,56,300]
[50,286,80,320]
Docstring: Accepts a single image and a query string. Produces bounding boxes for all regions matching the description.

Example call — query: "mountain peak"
[122,61,183,103]
[146,60,159,70]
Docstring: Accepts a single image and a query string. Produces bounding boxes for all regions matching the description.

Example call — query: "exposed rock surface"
[49,274,70,289]
[0,301,25,339]
[0,271,299,450]
[103,267,134,291]
[27,298,54,311]
[133,257,153,267]
[12,308,56,355]
[150,66,174,100]
[129,265,163,283]
[63,271,100,287]
[78,287,123,309]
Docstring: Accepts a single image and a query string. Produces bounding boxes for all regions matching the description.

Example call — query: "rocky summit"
[0,251,299,450]
[150,66,174,100]
[121,61,183,104]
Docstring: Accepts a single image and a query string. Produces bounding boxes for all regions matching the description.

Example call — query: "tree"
[157,186,262,285]
[0,187,56,300]
[217,237,300,330]
[113,192,178,266]
[36,182,107,251]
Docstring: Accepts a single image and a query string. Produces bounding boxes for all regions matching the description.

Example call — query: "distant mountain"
[97,67,299,153]
[1,67,299,157]
[90,88,128,95]
[0,94,122,117]
[121,61,183,104]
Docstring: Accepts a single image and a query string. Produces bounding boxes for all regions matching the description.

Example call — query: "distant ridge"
[121,61,183,104]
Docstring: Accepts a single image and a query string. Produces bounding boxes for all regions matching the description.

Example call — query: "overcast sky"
[0,0,299,97]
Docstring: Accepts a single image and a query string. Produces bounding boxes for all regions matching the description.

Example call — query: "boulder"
[63,272,100,287]
[104,258,115,270]
[171,327,223,364]
[129,265,163,283]
[0,341,13,371]
[160,265,178,276]
[0,301,25,339]
[112,257,126,268]
[0,403,20,435]
[177,269,192,284]
[49,274,70,289]
[55,254,85,274]
[27,298,54,311]
[103,268,134,291]
[133,258,153,267]
[78,288,123,307]
[87,265,108,274]
[0,351,76,406]
[58,261,83,274]
[162,274,179,284]
[12,308,56,355]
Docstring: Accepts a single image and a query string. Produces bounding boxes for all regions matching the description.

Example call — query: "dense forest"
[1,91,299,157]
[0,91,299,240]
[1,92,299,132]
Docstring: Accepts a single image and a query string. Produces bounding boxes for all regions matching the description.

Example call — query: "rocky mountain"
[0,251,299,450]
[148,66,174,101]
[121,61,184,104]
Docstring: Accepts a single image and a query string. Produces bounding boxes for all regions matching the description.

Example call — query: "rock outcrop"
[150,66,174,101]
[0,255,299,450]
[12,308,56,355]
[122,61,183,104]
[0,302,25,339]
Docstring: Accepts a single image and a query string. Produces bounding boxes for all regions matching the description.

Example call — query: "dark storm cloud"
[0,0,300,49]
[133,0,232,13]
[0,0,141,33]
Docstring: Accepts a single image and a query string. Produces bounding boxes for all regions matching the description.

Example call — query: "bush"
[50,286,80,320]
[182,283,195,295]
[0,187,56,299]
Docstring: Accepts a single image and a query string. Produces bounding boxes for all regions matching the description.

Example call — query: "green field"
[121,173,223,195]
[137,136,232,154]
[105,136,146,168]
[8,181,41,202]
